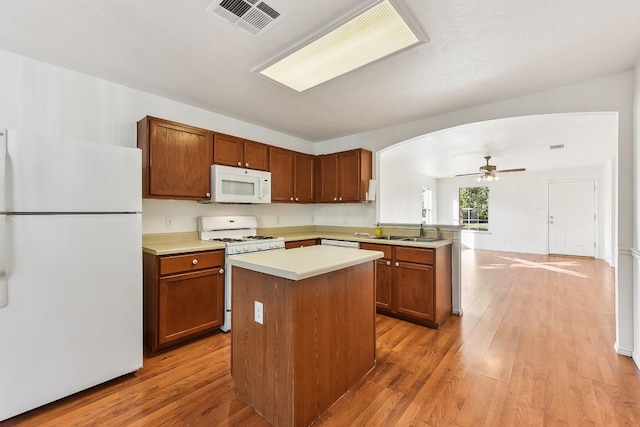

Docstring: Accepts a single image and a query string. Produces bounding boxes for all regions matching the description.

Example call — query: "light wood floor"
[4,249,640,426]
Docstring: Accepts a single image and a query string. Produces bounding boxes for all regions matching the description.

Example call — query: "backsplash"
[141,199,377,234]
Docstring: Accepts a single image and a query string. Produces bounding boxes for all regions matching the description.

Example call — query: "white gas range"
[198,216,285,332]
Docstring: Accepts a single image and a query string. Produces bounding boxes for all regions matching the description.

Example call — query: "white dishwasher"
[320,239,360,248]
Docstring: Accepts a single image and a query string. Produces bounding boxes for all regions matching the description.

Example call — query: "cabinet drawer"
[160,251,224,275]
[285,239,318,249]
[360,243,392,259]
[394,247,433,264]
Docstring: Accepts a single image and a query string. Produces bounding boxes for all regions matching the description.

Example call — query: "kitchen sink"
[401,237,442,243]
[374,235,407,240]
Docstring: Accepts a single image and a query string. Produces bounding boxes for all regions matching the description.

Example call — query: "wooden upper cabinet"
[269,147,315,203]
[269,147,295,202]
[316,149,372,203]
[137,116,213,200]
[316,153,338,203]
[213,133,269,171]
[244,140,269,171]
[294,152,315,202]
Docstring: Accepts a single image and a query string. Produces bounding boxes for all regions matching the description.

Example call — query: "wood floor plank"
[4,249,640,427]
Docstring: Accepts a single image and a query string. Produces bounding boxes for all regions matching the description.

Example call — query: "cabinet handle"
[219,268,224,274]
[395,262,399,267]
[295,197,299,201]
[245,162,249,167]
[237,161,242,166]
[192,259,198,265]
[290,197,294,201]
[386,261,391,266]
[205,192,211,197]
[339,197,343,201]
[333,197,337,201]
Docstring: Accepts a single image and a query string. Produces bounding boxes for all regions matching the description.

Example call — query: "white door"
[548,181,595,257]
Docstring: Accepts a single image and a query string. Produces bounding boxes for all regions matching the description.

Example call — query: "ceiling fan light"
[476,172,500,183]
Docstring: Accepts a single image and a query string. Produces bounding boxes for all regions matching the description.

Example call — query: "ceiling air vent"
[549,144,565,150]
[209,0,283,36]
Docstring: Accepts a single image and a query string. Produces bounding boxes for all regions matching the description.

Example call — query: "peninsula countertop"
[226,245,384,281]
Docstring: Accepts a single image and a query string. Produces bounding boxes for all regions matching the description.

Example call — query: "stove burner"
[209,237,246,243]
[243,235,277,240]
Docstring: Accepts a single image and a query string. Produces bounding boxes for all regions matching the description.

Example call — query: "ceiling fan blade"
[455,172,481,177]
[495,168,526,173]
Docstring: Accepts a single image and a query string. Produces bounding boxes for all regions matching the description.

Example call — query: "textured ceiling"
[0,0,639,144]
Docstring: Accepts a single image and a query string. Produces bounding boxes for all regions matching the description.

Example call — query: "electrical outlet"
[254,301,264,324]
[165,217,174,229]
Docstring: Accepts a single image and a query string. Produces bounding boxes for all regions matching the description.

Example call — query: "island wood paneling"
[231,263,376,427]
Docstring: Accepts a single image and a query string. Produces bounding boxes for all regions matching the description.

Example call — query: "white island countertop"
[226,245,384,281]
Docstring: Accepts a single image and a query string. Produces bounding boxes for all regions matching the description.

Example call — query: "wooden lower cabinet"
[143,250,225,354]
[284,238,319,249]
[360,243,452,328]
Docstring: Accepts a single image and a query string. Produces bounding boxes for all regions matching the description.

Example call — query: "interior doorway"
[548,180,596,257]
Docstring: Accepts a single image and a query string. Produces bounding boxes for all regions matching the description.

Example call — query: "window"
[421,187,432,224]
[459,187,489,231]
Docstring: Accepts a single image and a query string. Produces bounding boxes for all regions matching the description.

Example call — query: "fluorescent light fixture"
[256,0,425,92]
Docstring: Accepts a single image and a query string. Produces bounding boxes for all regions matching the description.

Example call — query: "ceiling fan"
[455,155,526,182]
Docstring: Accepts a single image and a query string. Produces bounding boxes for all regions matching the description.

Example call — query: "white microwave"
[204,164,271,204]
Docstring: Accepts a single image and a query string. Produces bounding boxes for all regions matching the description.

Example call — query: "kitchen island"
[226,245,383,427]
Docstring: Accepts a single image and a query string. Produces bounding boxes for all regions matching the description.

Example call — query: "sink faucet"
[420,223,426,237]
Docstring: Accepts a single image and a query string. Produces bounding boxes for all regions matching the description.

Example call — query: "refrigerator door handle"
[0,129,6,307]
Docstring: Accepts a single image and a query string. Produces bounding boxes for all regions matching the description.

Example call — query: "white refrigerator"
[0,129,143,421]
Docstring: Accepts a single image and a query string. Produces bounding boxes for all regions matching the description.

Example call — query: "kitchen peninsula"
[226,245,384,427]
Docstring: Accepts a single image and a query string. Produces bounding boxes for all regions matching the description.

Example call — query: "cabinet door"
[337,150,362,202]
[145,118,212,199]
[269,147,295,201]
[243,140,269,171]
[394,262,434,322]
[294,152,315,202]
[316,153,338,202]
[158,268,224,346]
[213,133,244,167]
[375,258,393,312]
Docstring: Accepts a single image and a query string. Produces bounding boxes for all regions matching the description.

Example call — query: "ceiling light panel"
[257,0,425,92]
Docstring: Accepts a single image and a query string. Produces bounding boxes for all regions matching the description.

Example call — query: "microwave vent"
[209,0,283,36]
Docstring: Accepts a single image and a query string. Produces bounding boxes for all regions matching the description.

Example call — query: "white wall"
[378,163,438,224]
[0,50,313,154]
[437,166,610,260]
